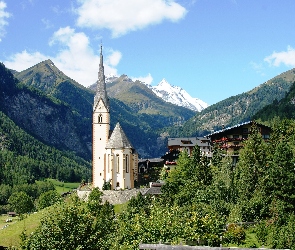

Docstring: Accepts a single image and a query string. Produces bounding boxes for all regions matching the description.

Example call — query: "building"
[207,121,271,164]
[167,137,211,158]
[92,46,138,190]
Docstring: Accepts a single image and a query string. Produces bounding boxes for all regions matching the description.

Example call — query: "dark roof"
[106,123,133,149]
[168,137,210,147]
[138,158,164,163]
[205,121,271,137]
[143,187,162,196]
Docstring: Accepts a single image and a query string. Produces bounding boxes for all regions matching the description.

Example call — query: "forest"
[17,120,295,249]
[0,109,91,214]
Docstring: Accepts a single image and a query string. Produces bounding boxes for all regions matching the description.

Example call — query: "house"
[167,137,212,158]
[137,158,164,187]
[207,121,271,165]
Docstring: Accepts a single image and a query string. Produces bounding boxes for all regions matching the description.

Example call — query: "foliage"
[223,224,246,245]
[20,194,115,250]
[8,191,34,215]
[0,110,91,186]
[36,190,61,210]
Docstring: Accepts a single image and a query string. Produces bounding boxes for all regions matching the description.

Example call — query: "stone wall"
[77,188,149,205]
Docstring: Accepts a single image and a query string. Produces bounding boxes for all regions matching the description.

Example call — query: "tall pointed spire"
[94,44,109,110]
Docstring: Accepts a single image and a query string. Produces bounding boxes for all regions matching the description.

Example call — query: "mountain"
[147,79,208,112]
[1,63,91,159]
[171,68,295,137]
[13,61,195,158]
[0,62,91,183]
[253,80,295,122]
[11,58,295,158]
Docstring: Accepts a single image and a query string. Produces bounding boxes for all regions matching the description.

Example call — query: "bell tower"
[92,45,110,189]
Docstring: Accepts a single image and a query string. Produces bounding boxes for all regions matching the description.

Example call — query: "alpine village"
[1,45,295,250]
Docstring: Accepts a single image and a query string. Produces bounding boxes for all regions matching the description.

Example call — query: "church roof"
[106,123,133,149]
[94,45,109,110]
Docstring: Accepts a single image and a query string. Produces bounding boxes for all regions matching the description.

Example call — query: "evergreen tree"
[234,123,268,201]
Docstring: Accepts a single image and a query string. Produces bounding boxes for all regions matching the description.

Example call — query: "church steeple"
[94,44,109,110]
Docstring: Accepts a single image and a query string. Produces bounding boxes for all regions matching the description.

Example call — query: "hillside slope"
[253,81,295,121]
[1,62,90,158]
[172,68,295,137]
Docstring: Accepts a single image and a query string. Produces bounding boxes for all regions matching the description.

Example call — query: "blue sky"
[1,0,295,105]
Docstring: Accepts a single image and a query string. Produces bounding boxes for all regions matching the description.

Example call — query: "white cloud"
[4,27,121,86]
[75,0,187,37]
[106,50,122,67]
[0,1,11,41]
[132,73,153,86]
[264,45,295,67]
[4,50,48,71]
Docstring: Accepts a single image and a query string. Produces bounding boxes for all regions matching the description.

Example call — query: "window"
[125,155,129,173]
[108,154,110,173]
[242,128,248,134]
[98,114,102,123]
[262,134,270,139]
[233,134,239,138]
[116,154,120,173]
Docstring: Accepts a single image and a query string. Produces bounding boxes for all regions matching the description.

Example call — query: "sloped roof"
[93,45,110,111]
[205,121,271,137]
[142,187,162,196]
[106,123,133,149]
[168,137,210,147]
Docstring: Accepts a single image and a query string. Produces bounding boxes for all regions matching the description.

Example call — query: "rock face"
[1,89,90,158]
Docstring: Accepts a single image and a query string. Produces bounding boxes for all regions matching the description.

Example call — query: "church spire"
[94,44,109,110]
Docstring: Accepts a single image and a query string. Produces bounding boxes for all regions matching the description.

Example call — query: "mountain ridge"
[12,60,195,158]
[174,67,295,137]
[148,78,208,112]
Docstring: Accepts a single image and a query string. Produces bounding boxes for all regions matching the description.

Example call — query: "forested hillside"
[0,111,91,185]
[1,62,91,159]
[253,81,295,122]
[168,68,295,137]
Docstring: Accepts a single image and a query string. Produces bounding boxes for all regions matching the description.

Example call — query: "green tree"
[37,190,61,210]
[234,123,268,201]
[21,194,114,250]
[263,141,295,211]
[8,191,34,215]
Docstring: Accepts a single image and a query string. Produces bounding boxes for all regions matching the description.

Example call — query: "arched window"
[98,114,103,123]
[125,155,129,173]
[116,154,120,173]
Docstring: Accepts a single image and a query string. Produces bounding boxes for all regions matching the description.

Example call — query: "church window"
[108,154,110,173]
[98,114,103,123]
[116,154,120,173]
[125,155,129,173]
[116,182,120,187]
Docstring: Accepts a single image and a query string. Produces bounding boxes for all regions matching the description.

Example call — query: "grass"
[0,209,50,248]
[42,178,80,194]
[114,201,129,214]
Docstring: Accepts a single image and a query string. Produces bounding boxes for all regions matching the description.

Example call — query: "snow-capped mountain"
[104,75,208,112]
[147,79,208,112]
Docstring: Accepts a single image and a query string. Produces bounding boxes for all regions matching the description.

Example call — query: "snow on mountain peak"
[150,79,208,112]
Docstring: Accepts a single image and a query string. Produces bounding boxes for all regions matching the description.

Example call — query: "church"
[92,46,138,190]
